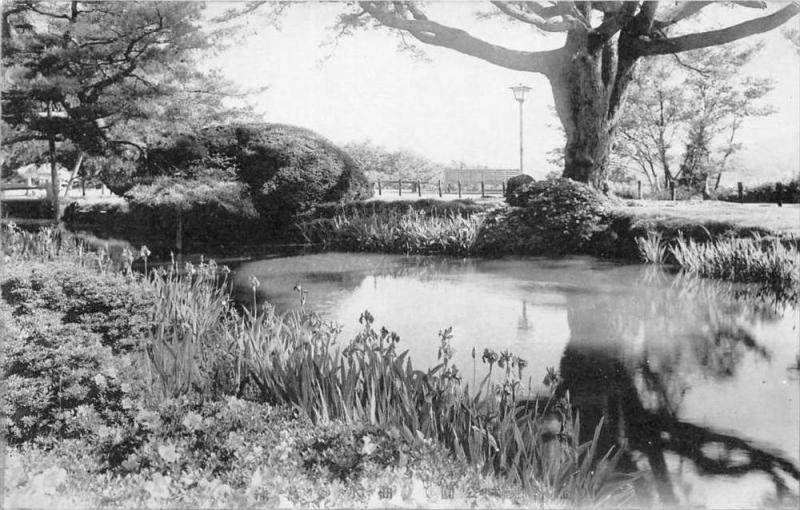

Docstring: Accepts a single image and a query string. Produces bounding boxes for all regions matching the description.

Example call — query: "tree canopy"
[614,42,775,193]
[326,1,799,188]
[343,140,444,183]
[1,1,255,182]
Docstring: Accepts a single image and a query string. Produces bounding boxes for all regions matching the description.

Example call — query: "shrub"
[2,310,138,444]
[2,261,153,352]
[504,179,614,254]
[64,177,272,251]
[300,425,404,481]
[124,176,257,218]
[145,123,373,226]
[472,207,542,255]
[504,174,534,203]
[717,178,800,204]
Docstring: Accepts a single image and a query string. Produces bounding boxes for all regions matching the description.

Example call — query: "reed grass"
[668,234,800,288]
[635,229,799,292]
[146,257,239,399]
[635,231,667,264]
[297,209,483,256]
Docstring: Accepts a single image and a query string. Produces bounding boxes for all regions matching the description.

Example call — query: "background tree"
[613,43,775,194]
[343,140,444,183]
[322,1,799,189]
[1,1,256,191]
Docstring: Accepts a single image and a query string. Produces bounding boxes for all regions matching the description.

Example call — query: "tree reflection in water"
[560,267,799,506]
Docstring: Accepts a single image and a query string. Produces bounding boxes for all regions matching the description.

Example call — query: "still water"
[234,252,800,507]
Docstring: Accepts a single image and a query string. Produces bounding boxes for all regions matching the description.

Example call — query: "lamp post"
[509,84,532,174]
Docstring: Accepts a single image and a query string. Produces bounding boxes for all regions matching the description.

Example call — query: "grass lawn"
[619,200,800,236]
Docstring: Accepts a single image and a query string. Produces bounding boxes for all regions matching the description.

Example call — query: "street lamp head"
[510,83,532,103]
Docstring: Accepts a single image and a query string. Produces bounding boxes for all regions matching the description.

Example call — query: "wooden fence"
[374,179,506,199]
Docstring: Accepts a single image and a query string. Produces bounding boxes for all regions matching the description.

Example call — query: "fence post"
[398,179,402,197]
[457,180,462,199]
[438,180,442,198]
[669,181,676,201]
[480,181,485,198]
[377,179,382,196]
[737,182,743,203]
[776,182,783,207]
[417,180,422,197]
[637,180,642,200]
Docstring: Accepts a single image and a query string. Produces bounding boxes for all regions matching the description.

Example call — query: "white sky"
[208,2,800,184]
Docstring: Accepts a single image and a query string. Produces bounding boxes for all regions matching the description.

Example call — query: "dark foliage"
[499,179,614,254]
[504,174,534,202]
[1,262,153,352]
[62,179,273,252]
[144,123,373,225]
[0,198,54,220]
[717,178,800,204]
[2,310,137,445]
[300,426,405,481]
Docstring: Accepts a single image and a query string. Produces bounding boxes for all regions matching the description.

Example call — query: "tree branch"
[593,2,637,41]
[653,2,713,30]
[108,139,146,154]
[490,1,588,32]
[636,3,800,56]
[26,5,71,21]
[359,2,559,74]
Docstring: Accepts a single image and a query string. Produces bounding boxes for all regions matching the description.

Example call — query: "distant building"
[443,168,519,185]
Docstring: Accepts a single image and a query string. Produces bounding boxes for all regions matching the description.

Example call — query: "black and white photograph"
[2,1,799,508]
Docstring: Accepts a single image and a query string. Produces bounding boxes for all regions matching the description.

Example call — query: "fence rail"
[373,177,794,205]
[373,179,507,199]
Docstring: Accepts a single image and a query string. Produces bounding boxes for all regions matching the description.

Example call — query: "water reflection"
[234,253,799,506]
[561,266,798,506]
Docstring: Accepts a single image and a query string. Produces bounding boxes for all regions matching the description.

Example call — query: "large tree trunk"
[550,31,639,189]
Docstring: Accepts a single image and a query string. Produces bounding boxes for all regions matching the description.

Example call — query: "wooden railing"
[373,179,507,199]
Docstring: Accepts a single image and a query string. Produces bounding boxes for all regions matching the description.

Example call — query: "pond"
[233,252,800,508]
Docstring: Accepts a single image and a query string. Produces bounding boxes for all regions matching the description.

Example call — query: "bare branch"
[653,2,713,30]
[636,3,800,56]
[490,1,588,32]
[525,2,564,19]
[670,54,711,77]
[26,5,71,21]
[359,2,560,75]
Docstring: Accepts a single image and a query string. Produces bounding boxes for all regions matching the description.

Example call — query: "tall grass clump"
[669,234,800,289]
[298,209,483,256]
[145,257,241,399]
[635,231,667,264]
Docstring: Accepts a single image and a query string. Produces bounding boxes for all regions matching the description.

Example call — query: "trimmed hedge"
[146,123,373,225]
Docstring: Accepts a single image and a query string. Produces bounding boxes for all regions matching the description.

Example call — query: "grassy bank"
[2,225,634,508]
[295,180,799,293]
